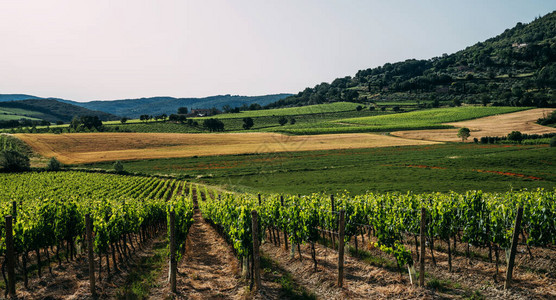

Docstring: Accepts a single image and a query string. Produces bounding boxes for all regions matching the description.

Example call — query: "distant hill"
[0,93,292,119]
[0,99,118,123]
[61,94,292,118]
[269,11,556,109]
[0,94,42,102]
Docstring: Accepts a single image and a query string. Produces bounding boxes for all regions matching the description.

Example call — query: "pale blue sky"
[1,0,554,101]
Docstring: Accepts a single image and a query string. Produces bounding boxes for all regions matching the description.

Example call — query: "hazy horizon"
[1,0,555,102]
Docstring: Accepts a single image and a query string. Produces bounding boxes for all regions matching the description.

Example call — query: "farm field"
[392,108,556,142]
[203,101,363,119]
[1,171,553,299]
[269,106,528,135]
[15,132,439,165]
[83,143,556,194]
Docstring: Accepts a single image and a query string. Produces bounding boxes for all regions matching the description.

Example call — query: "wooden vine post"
[504,206,523,290]
[169,210,177,293]
[281,196,288,251]
[85,214,96,296]
[251,210,261,291]
[5,215,16,297]
[337,209,346,287]
[12,201,17,222]
[419,207,426,287]
[331,195,336,249]
[258,194,261,206]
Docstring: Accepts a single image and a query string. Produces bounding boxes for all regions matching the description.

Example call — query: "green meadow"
[80,143,556,195]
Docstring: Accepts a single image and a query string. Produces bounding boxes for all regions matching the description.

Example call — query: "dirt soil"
[13,235,165,299]
[14,132,439,164]
[260,230,556,300]
[261,232,431,300]
[149,209,248,300]
[391,108,556,142]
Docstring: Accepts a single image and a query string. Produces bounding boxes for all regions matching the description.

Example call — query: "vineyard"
[199,188,556,298]
[0,171,554,298]
[0,172,194,298]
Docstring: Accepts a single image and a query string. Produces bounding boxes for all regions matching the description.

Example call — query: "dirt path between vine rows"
[149,209,248,299]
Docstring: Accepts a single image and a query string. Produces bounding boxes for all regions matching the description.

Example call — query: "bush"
[507,131,523,143]
[113,160,125,173]
[278,116,288,126]
[47,157,61,171]
[203,118,225,132]
[242,117,254,130]
[0,150,30,172]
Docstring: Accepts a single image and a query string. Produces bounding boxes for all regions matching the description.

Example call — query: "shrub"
[278,116,288,126]
[0,150,30,172]
[113,160,125,173]
[47,157,61,171]
[507,131,523,143]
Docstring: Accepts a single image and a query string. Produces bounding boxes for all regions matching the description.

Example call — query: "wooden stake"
[251,210,261,291]
[419,207,426,287]
[338,210,345,287]
[505,206,523,290]
[169,210,177,293]
[5,215,16,297]
[86,214,96,296]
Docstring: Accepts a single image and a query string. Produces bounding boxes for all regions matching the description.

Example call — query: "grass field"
[15,132,439,164]
[81,143,556,194]
[269,106,528,135]
[340,106,527,127]
[203,102,362,119]
[0,108,42,121]
[392,108,556,142]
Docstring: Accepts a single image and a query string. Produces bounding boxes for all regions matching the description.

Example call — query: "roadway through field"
[157,208,245,299]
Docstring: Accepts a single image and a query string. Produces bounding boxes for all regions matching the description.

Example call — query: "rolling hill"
[62,94,292,118]
[0,99,118,123]
[0,93,292,119]
[269,11,556,109]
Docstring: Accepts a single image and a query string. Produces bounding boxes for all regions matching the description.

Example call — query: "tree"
[550,136,556,148]
[242,117,254,130]
[47,157,61,171]
[290,118,296,125]
[120,117,129,124]
[178,107,188,114]
[457,127,471,142]
[507,131,523,143]
[356,105,363,111]
[113,160,125,173]
[203,118,225,132]
[278,116,288,126]
[0,150,30,172]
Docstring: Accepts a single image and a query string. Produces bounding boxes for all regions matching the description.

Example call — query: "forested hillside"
[0,99,118,123]
[270,11,556,109]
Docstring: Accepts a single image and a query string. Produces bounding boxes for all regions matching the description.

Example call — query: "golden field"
[391,108,556,142]
[15,132,440,164]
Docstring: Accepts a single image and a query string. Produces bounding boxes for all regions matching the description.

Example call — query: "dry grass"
[391,108,556,142]
[15,132,440,164]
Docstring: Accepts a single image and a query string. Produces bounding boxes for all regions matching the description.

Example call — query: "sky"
[1,1,555,102]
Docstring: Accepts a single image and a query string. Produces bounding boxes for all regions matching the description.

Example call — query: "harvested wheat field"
[15,132,440,164]
[391,108,556,142]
